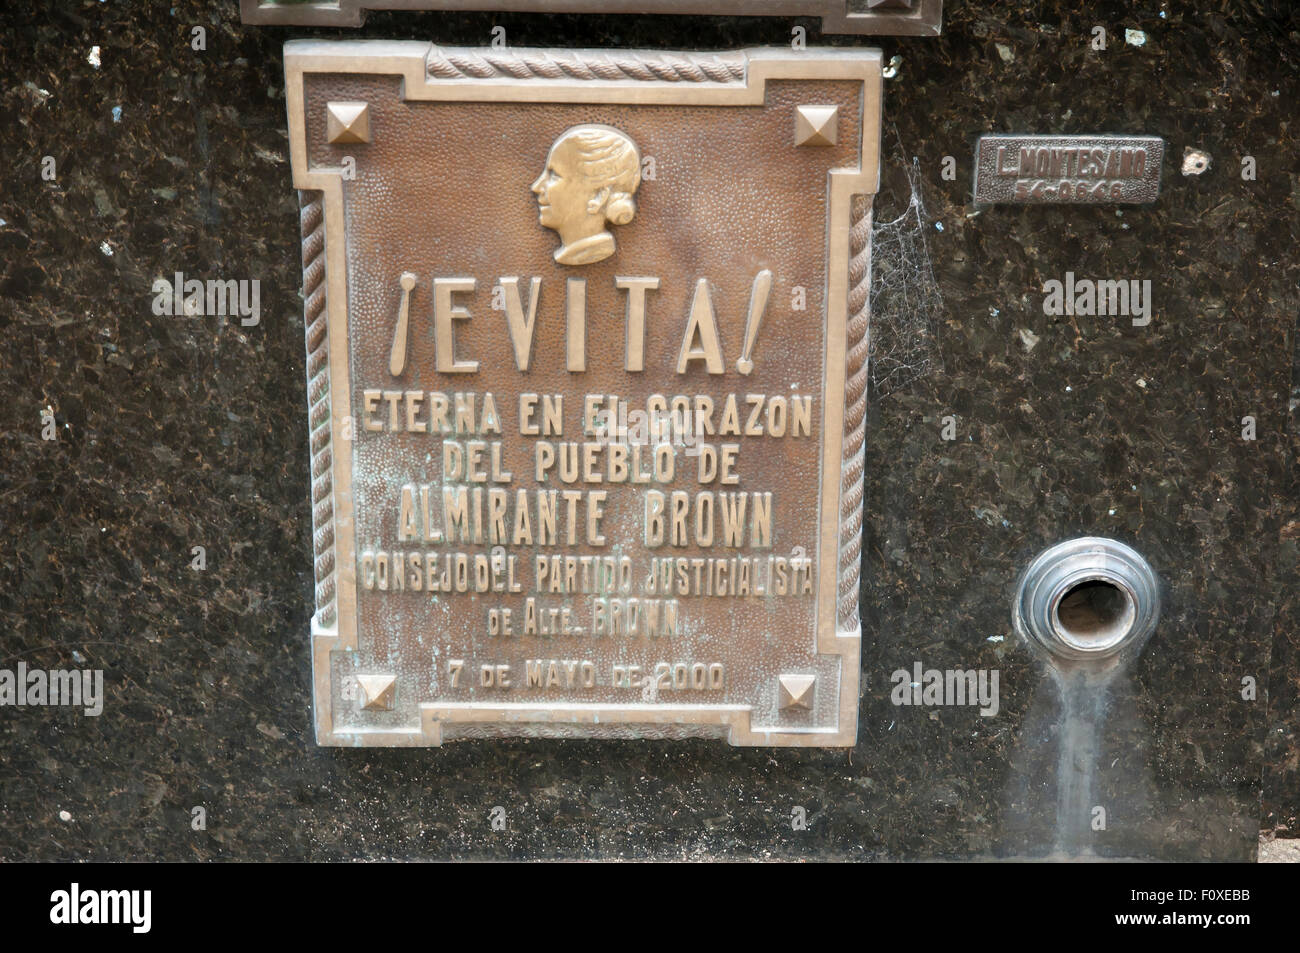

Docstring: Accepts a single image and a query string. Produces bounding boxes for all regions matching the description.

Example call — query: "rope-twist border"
[427,47,746,83]
[301,191,336,628]
[839,195,871,631]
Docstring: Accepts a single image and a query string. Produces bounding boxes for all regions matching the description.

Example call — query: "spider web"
[867,147,944,397]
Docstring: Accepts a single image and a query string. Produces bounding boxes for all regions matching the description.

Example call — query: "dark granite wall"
[0,1,1295,860]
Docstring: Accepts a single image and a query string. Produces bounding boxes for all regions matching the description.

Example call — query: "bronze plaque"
[246,0,942,36]
[286,41,881,746]
[973,134,1165,205]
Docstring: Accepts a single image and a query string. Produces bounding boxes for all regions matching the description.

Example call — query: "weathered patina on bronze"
[286,41,881,745]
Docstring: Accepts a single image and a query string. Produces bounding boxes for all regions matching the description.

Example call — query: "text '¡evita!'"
[388,272,776,376]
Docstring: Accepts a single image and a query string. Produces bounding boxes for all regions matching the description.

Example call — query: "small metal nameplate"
[285,41,882,747]
[244,0,942,36]
[973,134,1164,205]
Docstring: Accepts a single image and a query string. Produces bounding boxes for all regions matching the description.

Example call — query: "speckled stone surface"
[0,1,1295,861]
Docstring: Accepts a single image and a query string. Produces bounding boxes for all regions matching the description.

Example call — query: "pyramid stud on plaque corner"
[794,105,838,148]
[357,673,397,711]
[327,101,371,144]
[778,674,816,710]
[866,0,917,9]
